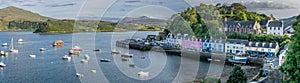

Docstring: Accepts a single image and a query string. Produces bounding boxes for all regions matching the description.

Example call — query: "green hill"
[0,6,55,21]
[0,6,55,30]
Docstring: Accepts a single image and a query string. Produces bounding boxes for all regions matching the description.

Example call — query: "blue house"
[201,38,211,52]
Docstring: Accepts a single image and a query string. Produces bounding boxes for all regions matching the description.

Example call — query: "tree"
[279,15,300,82]
[226,65,247,83]
[230,3,246,14]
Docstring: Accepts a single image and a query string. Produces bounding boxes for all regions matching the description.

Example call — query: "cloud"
[22,4,36,6]
[46,3,76,7]
[243,1,296,10]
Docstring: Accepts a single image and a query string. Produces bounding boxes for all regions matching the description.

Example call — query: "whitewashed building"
[267,21,284,35]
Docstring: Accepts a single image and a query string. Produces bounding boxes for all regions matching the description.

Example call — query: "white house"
[267,21,284,35]
[225,39,248,54]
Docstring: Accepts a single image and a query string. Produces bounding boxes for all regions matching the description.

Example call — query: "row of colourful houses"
[164,33,279,57]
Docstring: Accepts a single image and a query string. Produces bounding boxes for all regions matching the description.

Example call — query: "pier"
[116,40,264,66]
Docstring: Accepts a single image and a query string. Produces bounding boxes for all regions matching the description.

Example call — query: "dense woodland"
[279,15,300,82]
[163,3,269,38]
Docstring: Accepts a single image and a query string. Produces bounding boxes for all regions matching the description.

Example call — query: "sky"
[0,0,299,21]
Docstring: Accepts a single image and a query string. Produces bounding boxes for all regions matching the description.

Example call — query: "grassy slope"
[0,6,55,30]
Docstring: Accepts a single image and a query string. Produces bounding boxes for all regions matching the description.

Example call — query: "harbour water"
[0,31,231,83]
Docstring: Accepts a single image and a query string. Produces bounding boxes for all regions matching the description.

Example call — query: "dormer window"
[255,42,259,47]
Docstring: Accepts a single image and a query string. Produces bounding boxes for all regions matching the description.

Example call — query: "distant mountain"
[0,6,55,22]
[280,16,297,27]
[121,16,167,26]
[0,6,162,32]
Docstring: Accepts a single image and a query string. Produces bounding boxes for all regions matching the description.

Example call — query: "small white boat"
[0,62,6,67]
[90,69,97,73]
[10,38,18,53]
[76,73,84,77]
[122,57,130,61]
[62,55,71,60]
[2,43,8,46]
[111,49,121,54]
[84,54,90,61]
[69,50,74,54]
[17,38,24,42]
[29,54,36,58]
[40,48,46,51]
[121,53,133,57]
[100,58,111,62]
[214,59,221,62]
[81,59,88,63]
[72,46,83,51]
[207,58,212,61]
[138,71,149,77]
[0,51,4,55]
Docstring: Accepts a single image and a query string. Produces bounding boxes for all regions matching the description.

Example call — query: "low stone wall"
[116,41,264,66]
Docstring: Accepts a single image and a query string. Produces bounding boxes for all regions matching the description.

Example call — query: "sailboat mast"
[11,38,13,49]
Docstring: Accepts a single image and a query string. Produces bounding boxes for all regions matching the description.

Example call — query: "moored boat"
[81,59,88,63]
[138,71,149,78]
[84,54,90,61]
[90,69,97,73]
[100,58,111,62]
[0,51,4,55]
[122,57,130,61]
[72,46,83,51]
[9,38,18,53]
[40,48,46,51]
[228,56,248,65]
[17,38,24,42]
[111,49,121,54]
[4,52,8,56]
[93,49,101,52]
[0,62,6,67]
[76,73,84,77]
[29,54,36,58]
[62,55,71,60]
[53,40,64,46]
[2,43,8,46]
[207,58,212,61]
[129,63,135,67]
[121,53,133,58]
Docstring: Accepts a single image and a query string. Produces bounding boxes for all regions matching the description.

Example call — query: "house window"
[278,27,280,30]
[241,47,243,49]
[227,46,229,48]
[233,46,235,49]
[268,49,271,51]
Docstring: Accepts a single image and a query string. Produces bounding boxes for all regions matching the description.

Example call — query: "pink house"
[182,35,202,51]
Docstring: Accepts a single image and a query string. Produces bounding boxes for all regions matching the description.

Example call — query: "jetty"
[116,40,264,66]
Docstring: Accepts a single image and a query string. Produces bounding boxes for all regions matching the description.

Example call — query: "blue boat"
[228,56,248,65]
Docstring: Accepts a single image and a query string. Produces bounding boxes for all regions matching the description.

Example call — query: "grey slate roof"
[223,21,256,28]
[268,21,282,27]
[260,20,269,26]
[226,39,248,44]
[246,42,277,48]
[201,38,210,42]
